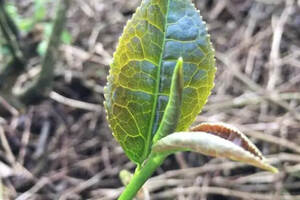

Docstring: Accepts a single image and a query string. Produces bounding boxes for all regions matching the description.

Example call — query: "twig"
[15,172,62,200]
[239,126,300,154]
[0,59,25,93]
[0,0,20,40]
[0,161,13,178]
[58,171,106,200]
[33,120,51,159]
[267,0,294,90]
[0,1,26,93]
[17,111,32,165]
[152,186,300,200]
[90,188,123,200]
[18,0,70,105]
[0,95,19,116]
[49,91,102,112]
[15,179,49,200]
[152,161,246,181]
[209,1,226,20]
[175,153,188,169]
[216,52,300,120]
[204,92,300,112]
[254,0,283,4]
[0,178,3,200]
[0,1,22,60]
[0,126,16,165]
[0,124,34,179]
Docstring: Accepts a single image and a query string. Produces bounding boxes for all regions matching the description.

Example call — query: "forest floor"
[1,0,300,199]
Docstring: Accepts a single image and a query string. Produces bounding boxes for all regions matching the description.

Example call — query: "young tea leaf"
[152,124,278,173]
[190,122,264,160]
[104,0,216,164]
[152,57,183,143]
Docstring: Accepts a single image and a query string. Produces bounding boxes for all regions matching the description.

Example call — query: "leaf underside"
[190,122,264,160]
[152,123,278,173]
[104,0,216,164]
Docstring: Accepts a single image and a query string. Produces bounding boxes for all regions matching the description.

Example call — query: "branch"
[0,0,22,60]
[0,59,24,92]
[0,93,24,116]
[0,0,25,92]
[18,0,70,105]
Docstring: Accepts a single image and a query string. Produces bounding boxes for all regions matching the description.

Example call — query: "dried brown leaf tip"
[190,122,275,171]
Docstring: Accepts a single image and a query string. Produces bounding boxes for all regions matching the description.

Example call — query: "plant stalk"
[0,1,23,60]
[118,154,166,200]
[0,0,26,93]
[18,0,70,105]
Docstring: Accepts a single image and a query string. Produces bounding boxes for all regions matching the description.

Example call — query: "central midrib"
[143,0,171,160]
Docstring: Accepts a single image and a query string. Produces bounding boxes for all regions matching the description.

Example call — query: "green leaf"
[37,40,48,56]
[104,0,216,164]
[153,57,183,143]
[152,123,278,173]
[18,19,34,32]
[5,3,18,18]
[44,23,53,38]
[34,0,48,21]
[5,3,34,32]
[61,30,72,44]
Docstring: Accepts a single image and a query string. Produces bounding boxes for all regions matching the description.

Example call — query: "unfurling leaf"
[104,0,216,164]
[152,123,278,173]
[153,57,184,143]
[190,122,264,160]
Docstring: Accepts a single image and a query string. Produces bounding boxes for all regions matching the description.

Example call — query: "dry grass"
[0,0,300,199]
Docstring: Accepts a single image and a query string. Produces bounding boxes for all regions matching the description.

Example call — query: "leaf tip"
[152,57,184,143]
[175,57,183,75]
[175,57,184,90]
[178,56,183,63]
[256,161,278,174]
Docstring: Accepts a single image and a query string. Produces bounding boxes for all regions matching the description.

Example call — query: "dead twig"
[267,0,294,90]
[0,126,16,165]
[152,186,300,200]
[50,91,102,112]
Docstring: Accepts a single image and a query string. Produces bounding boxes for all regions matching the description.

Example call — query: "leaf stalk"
[118,154,166,200]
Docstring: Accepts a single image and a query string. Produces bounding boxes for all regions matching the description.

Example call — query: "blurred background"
[0,0,300,199]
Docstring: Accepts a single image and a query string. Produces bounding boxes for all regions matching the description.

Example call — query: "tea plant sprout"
[104,0,278,199]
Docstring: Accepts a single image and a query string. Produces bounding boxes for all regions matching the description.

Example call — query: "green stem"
[118,154,166,200]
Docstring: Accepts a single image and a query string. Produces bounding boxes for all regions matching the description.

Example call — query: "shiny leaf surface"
[104,0,216,164]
